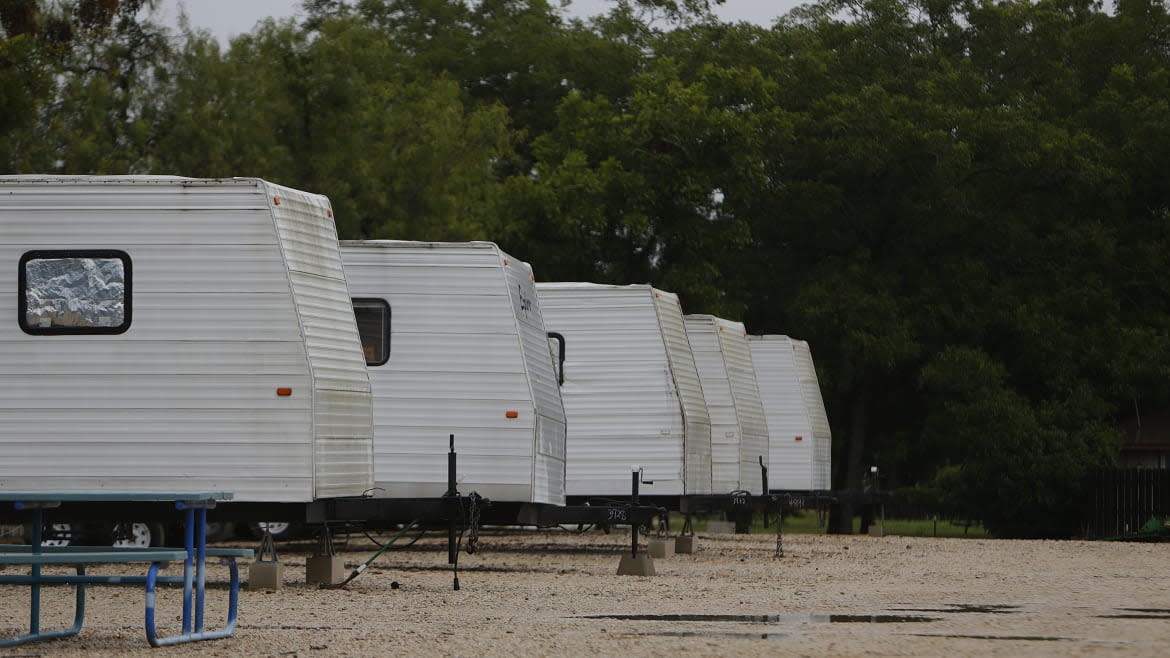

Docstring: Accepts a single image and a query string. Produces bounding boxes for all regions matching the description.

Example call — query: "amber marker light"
[277,387,293,397]
[273,196,281,206]
[795,435,804,442]
[505,410,519,419]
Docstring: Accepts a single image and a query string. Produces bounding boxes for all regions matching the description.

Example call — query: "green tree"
[0,22,48,161]
[157,11,514,240]
[4,0,1164,537]
[2,0,174,173]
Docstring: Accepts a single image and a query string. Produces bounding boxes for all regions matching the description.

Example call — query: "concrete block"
[616,553,655,576]
[648,538,672,559]
[306,555,346,585]
[674,535,696,554]
[867,525,886,537]
[705,520,737,534]
[249,560,283,590]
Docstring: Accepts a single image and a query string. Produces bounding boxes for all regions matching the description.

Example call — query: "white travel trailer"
[0,176,374,503]
[748,335,832,491]
[683,315,769,494]
[339,241,567,506]
[536,283,713,497]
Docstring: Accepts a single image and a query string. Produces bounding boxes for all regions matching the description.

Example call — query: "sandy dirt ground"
[2,527,1169,657]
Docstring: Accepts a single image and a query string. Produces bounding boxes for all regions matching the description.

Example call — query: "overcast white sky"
[158,1,804,44]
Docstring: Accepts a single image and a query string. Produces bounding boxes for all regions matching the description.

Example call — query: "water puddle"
[909,633,1069,642]
[899,604,1021,614]
[638,630,792,640]
[825,615,937,623]
[578,613,937,624]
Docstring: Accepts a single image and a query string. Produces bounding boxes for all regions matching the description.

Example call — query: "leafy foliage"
[3,0,1169,536]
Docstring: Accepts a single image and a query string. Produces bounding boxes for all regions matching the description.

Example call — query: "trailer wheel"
[204,521,236,543]
[23,522,76,547]
[249,521,298,541]
[112,522,164,548]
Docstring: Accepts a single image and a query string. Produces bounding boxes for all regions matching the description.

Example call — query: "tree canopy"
[3,0,1169,536]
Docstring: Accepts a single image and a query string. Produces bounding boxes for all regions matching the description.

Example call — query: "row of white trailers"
[0,177,830,526]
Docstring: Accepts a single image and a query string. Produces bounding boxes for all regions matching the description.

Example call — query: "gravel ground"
[2,527,1169,656]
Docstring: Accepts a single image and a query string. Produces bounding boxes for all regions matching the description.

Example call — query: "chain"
[774,505,784,558]
[465,492,482,555]
[258,529,279,563]
[317,523,336,557]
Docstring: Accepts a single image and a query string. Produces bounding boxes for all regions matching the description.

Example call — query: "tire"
[24,522,76,547]
[249,521,299,541]
[204,521,236,543]
[111,522,164,548]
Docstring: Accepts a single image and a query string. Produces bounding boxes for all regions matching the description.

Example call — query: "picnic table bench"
[0,492,254,648]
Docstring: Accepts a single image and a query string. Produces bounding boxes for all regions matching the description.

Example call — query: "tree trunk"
[828,376,872,534]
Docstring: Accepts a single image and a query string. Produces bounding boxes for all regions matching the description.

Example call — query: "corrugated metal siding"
[267,182,374,499]
[793,340,833,491]
[749,336,814,490]
[684,315,740,493]
[539,283,690,496]
[652,290,713,495]
[504,255,567,505]
[0,340,309,376]
[684,315,767,493]
[340,241,559,503]
[716,318,768,494]
[0,177,355,502]
[534,414,567,505]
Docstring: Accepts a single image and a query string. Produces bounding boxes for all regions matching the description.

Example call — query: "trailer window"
[353,298,391,366]
[547,332,565,386]
[19,250,131,335]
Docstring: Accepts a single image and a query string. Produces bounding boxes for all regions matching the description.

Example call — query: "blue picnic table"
[0,491,253,648]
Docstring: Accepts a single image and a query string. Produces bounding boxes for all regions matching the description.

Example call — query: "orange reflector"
[503,258,509,266]
[794,435,803,442]
[277,387,292,397]
[327,209,334,217]
[273,196,281,206]
[505,410,519,419]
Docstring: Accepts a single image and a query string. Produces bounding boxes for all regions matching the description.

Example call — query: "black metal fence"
[1085,468,1170,539]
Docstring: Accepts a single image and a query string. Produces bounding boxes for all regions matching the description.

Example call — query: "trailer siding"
[653,290,713,495]
[685,315,768,494]
[749,336,814,490]
[538,283,712,496]
[340,241,566,505]
[792,339,833,491]
[0,177,373,502]
[270,187,375,498]
[504,258,568,505]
